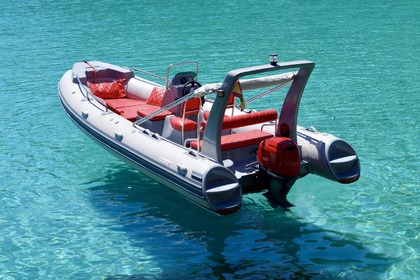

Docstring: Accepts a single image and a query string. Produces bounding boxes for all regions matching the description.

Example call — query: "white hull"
[58,59,360,215]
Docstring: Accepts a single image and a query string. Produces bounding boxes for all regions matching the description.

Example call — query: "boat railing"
[130,68,167,82]
[165,62,198,90]
[75,75,109,112]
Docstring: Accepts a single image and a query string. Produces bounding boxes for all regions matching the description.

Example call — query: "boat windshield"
[165,62,198,90]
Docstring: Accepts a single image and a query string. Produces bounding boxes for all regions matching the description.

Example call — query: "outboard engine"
[257,137,300,207]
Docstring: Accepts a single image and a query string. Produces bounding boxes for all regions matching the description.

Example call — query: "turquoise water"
[1,0,419,279]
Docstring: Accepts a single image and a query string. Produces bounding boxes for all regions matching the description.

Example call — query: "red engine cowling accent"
[257,137,300,177]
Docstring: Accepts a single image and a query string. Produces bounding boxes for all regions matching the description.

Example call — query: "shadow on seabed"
[85,165,393,280]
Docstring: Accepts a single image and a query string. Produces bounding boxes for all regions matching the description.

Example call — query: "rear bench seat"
[190,109,277,151]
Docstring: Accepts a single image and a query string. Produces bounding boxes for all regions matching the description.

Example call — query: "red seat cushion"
[133,87,172,121]
[146,87,166,106]
[190,129,273,151]
[105,98,146,111]
[88,79,127,99]
[170,117,198,131]
[201,109,277,131]
[117,107,143,122]
[222,109,277,130]
[137,104,173,121]
[104,98,147,121]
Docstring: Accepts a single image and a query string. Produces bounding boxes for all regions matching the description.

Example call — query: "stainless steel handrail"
[133,88,204,127]
[165,62,198,90]
[75,75,108,111]
[130,68,167,81]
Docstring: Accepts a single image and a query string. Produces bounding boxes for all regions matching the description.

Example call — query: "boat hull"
[58,59,361,214]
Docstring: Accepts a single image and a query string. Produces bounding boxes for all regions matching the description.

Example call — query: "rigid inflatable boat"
[58,56,360,215]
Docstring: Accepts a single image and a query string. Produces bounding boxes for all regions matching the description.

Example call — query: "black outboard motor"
[257,137,300,207]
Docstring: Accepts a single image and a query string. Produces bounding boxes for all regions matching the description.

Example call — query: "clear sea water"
[1,0,419,279]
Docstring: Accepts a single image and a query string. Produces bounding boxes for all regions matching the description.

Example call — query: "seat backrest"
[146,87,166,106]
[126,78,156,100]
[221,109,277,130]
[201,109,278,131]
[180,97,201,117]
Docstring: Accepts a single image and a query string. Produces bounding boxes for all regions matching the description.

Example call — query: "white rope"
[245,80,293,105]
